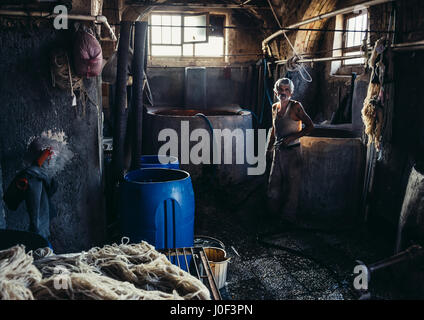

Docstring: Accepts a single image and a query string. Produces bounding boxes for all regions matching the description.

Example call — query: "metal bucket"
[203,247,230,290]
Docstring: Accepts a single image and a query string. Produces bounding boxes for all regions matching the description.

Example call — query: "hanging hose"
[259,58,274,125]
[195,113,214,133]
[195,113,217,173]
[112,21,132,185]
[131,21,148,170]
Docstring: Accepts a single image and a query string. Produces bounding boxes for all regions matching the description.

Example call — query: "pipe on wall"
[275,41,424,65]
[262,0,396,54]
[392,40,424,51]
[275,53,365,65]
[112,21,132,184]
[127,3,265,10]
[130,21,148,170]
[0,10,117,41]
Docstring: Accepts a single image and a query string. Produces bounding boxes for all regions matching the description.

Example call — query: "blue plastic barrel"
[139,155,179,169]
[119,168,194,270]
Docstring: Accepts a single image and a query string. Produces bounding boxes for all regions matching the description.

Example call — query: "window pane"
[346,17,356,47]
[360,14,367,44]
[209,15,225,37]
[151,45,181,56]
[172,15,181,26]
[151,26,162,44]
[149,13,225,58]
[346,14,367,48]
[344,51,365,65]
[195,36,224,57]
[162,15,171,26]
[184,15,207,42]
[151,15,161,25]
[362,14,367,30]
[354,15,361,44]
[162,26,172,44]
[172,27,181,44]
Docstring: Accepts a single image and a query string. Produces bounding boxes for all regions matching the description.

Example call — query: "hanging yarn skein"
[50,49,83,94]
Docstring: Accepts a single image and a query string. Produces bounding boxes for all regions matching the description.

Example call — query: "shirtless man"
[266,78,314,222]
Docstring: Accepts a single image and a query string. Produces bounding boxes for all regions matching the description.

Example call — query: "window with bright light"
[149,13,225,58]
[343,12,368,65]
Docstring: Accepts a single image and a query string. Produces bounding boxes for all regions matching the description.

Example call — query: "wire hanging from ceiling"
[264,0,311,82]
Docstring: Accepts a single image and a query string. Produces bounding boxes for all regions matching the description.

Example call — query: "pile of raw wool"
[0,240,211,300]
[0,245,42,300]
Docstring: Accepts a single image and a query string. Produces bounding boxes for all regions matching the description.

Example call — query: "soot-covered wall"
[147,66,250,109]
[0,23,105,253]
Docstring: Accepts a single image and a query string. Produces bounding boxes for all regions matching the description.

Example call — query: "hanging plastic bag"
[73,30,103,78]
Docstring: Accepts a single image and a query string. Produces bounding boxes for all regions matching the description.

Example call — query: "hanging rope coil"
[282,32,313,83]
[50,48,98,117]
[50,49,83,93]
[260,58,274,125]
[264,0,313,84]
[195,113,217,170]
[285,55,300,71]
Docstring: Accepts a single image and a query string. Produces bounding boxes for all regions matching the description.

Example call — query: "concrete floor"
[193,175,412,300]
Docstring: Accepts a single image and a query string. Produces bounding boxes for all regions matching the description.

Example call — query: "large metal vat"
[395,164,424,253]
[144,107,254,185]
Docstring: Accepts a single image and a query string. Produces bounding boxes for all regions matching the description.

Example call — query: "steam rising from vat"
[152,109,250,116]
[157,121,267,175]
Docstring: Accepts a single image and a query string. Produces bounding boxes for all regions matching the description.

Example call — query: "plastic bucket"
[118,168,194,270]
[139,155,179,169]
[203,247,230,289]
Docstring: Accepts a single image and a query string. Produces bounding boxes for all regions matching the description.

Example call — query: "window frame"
[148,11,225,59]
[341,11,368,66]
[149,13,183,48]
[182,12,210,44]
